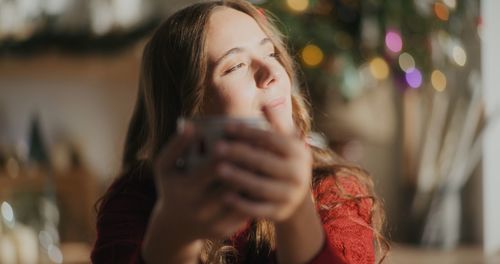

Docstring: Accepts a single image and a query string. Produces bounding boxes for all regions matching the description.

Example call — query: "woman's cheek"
[230,91,258,116]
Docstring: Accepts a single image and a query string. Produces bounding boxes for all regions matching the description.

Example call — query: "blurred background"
[0,0,499,263]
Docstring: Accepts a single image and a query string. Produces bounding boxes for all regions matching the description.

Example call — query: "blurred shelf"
[389,243,500,264]
[0,167,99,244]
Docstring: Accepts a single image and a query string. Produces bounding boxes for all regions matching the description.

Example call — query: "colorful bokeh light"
[286,0,309,12]
[452,45,467,66]
[398,52,415,73]
[385,31,403,53]
[431,70,447,92]
[301,44,324,67]
[405,68,423,88]
[434,3,450,21]
[369,57,390,80]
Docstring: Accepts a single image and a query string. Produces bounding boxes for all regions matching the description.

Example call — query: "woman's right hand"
[142,121,249,264]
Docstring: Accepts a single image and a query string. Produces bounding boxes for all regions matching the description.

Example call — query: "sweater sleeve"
[91,177,156,264]
[308,175,376,264]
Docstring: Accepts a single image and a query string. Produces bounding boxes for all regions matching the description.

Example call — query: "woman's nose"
[254,60,278,89]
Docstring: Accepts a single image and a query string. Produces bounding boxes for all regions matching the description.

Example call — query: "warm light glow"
[112,0,142,27]
[405,68,423,88]
[385,30,403,53]
[286,0,309,12]
[90,1,114,35]
[398,52,415,73]
[434,2,449,21]
[443,0,457,10]
[369,57,389,80]
[301,44,324,67]
[452,45,467,66]
[431,70,447,92]
[44,0,69,16]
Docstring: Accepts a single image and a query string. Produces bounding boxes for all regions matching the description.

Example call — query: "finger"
[217,163,290,202]
[224,125,290,157]
[262,105,292,135]
[154,121,195,174]
[215,141,289,179]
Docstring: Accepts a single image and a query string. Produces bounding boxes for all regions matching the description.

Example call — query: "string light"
[286,0,309,12]
[385,30,403,53]
[301,44,324,67]
[434,3,449,21]
[431,70,447,92]
[398,52,415,73]
[369,57,389,80]
[452,45,467,66]
[405,68,423,88]
[443,0,457,10]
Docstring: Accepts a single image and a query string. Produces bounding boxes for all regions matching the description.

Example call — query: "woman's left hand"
[214,107,312,223]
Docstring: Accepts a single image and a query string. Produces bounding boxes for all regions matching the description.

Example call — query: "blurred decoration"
[369,57,389,80]
[28,116,50,167]
[0,0,161,53]
[0,113,96,263]
[301,43,324,67]
[385,30,403,54]
[0,0,488,251]
[255,0,485,249]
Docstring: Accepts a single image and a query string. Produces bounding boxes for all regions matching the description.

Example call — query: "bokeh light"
[431,70,447,92]
[48,244,63,264]
[1,201,15,228]
[369,57,389,80]
[39,230,53,249]
[452,45,467,66]
[1,201,14,221]
[398,52,415,73]
[286,0,309,12]
[301,44,324,67]
[443,0,457,10]
[434,3,449,21]
[405,68,423,88]
[437,30,450,50]
[385,30,403,53]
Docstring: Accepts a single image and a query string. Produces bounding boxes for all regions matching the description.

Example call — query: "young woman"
[91,0,387,263]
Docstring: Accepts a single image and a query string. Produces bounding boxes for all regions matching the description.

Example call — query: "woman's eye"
[269,52,279,58]
[224,63,245,75]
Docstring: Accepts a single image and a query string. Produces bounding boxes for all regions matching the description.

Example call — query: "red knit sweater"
[91,169,375,264]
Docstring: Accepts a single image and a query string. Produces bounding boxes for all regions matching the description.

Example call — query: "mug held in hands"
[179,116,269,171]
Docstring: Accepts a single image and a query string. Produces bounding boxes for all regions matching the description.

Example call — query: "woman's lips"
[267,97,286,108]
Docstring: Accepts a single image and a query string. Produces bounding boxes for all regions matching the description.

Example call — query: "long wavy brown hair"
[103,0,389,262]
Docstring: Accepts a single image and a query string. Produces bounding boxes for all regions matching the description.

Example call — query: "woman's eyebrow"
[214,37,273,66]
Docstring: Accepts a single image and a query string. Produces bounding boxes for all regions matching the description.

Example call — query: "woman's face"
[203,7,294,129]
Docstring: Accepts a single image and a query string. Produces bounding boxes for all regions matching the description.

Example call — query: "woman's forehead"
[206,7,269,61]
